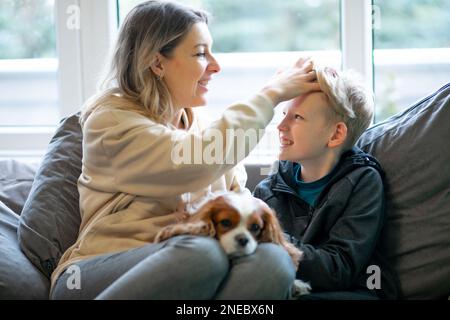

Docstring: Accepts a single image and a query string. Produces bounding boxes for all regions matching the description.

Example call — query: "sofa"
[1,83,449,300]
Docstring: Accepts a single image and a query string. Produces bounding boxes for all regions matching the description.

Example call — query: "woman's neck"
[171,109,184,129]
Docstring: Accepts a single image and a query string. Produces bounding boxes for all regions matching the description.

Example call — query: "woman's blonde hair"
[316,67,374,149]
[80,0,209,127]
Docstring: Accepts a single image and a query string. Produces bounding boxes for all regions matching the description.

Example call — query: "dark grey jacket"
[253,147,399,299]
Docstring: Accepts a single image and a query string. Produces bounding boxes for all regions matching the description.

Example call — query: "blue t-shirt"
[294,163,337,207]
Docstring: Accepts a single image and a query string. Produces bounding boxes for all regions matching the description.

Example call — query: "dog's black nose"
[235,234,249,247]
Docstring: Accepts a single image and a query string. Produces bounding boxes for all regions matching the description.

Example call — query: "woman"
[50,0,319,299]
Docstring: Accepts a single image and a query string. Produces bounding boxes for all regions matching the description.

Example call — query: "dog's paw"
[292,279,311,298]
[191,221,210,235]
[154,226,175,243]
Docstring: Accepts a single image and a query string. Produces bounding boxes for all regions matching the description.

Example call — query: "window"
[118,0,341,163]
[373,0,450,122]
[5,1,447,162]
[0,0,58,126]
[0,0,117,160]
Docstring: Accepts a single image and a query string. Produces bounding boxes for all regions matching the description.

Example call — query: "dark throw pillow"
[357,83,450,299]
[18,113,83,278]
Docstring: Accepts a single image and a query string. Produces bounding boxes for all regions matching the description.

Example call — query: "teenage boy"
[254,67,399,299]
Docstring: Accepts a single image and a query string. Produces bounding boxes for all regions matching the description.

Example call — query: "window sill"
[0,126,56,159]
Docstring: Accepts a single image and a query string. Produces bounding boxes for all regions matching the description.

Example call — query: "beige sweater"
[51,93,274,288]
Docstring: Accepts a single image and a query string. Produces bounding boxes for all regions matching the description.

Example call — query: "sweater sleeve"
[296,168,385,291]
[82,94,274,198]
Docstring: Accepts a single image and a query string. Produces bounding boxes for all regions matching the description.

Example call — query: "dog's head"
[191,192,286,258]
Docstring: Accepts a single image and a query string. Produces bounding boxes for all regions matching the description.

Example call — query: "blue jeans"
[50,235,295,300]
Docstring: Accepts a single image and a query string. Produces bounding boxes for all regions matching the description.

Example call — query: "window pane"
[119,0,340,53]
[0,0,59,126]
[118,0,341,112]
[373,0,450,122]
[118,0,340,163]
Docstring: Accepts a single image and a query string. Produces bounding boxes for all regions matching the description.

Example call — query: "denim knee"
[166,235,229,285]
[214,242,296,300]
[96,236,230,300]
[252,243,296,298]
[167,235,228,263]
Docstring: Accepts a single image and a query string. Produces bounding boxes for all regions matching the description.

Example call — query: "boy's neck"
[298,150,342,183]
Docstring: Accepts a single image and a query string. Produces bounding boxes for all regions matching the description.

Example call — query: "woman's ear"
[328,121,347,148]
[149,53,165,78]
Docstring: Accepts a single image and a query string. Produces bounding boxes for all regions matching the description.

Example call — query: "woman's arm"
[82,94,273,197]
[82,57,319,198]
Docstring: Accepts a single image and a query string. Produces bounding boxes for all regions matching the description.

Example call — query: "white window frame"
[341,0,373,88]
[0,0,117,160]
[0,0,373,162]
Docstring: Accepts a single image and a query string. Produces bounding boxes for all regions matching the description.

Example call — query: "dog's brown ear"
[190,197,218,221]
[259,206,286,245]
[259,205,304,268]
[188,196,226,237]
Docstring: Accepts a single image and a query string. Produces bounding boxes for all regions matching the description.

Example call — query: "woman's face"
[160,22,220,109]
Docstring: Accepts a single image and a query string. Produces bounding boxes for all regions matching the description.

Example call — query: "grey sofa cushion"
[0,160,39,215]
[356,83,450,299]
[0,201,49,299]
[18,113,83,278]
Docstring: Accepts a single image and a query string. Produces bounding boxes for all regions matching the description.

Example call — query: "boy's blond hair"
[316,67,374,150]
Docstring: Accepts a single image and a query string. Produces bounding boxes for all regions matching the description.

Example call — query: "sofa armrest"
[0,159,39,215]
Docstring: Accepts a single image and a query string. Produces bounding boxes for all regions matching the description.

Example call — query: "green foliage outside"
[192,0,340,52]
[374,0,450,49]
[1,0,449,123]
[120,0,450,52]
[0,0,56,59]
[2,0,450,58]
[120,0,341,52]
[372,0,450,121]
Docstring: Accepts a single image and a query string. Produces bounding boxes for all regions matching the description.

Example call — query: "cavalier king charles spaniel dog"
[154,192,311,296]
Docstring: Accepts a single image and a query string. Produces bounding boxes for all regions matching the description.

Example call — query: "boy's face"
[277,92,336,163]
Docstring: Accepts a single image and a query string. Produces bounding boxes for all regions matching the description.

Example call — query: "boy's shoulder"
[253,160,298,202]
[253,174,274,200]
[341,147,384,180]
[320,148,383,189]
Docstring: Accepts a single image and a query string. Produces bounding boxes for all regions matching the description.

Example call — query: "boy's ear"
[149,53,165,78]
[328,122,347,148]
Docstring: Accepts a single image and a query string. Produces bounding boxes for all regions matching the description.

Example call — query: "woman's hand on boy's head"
[293,56,314,72]
[260,56,321,106]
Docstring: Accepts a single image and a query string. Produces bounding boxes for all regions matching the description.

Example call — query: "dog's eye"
[220,219,232,228]
[249,224,261,232]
